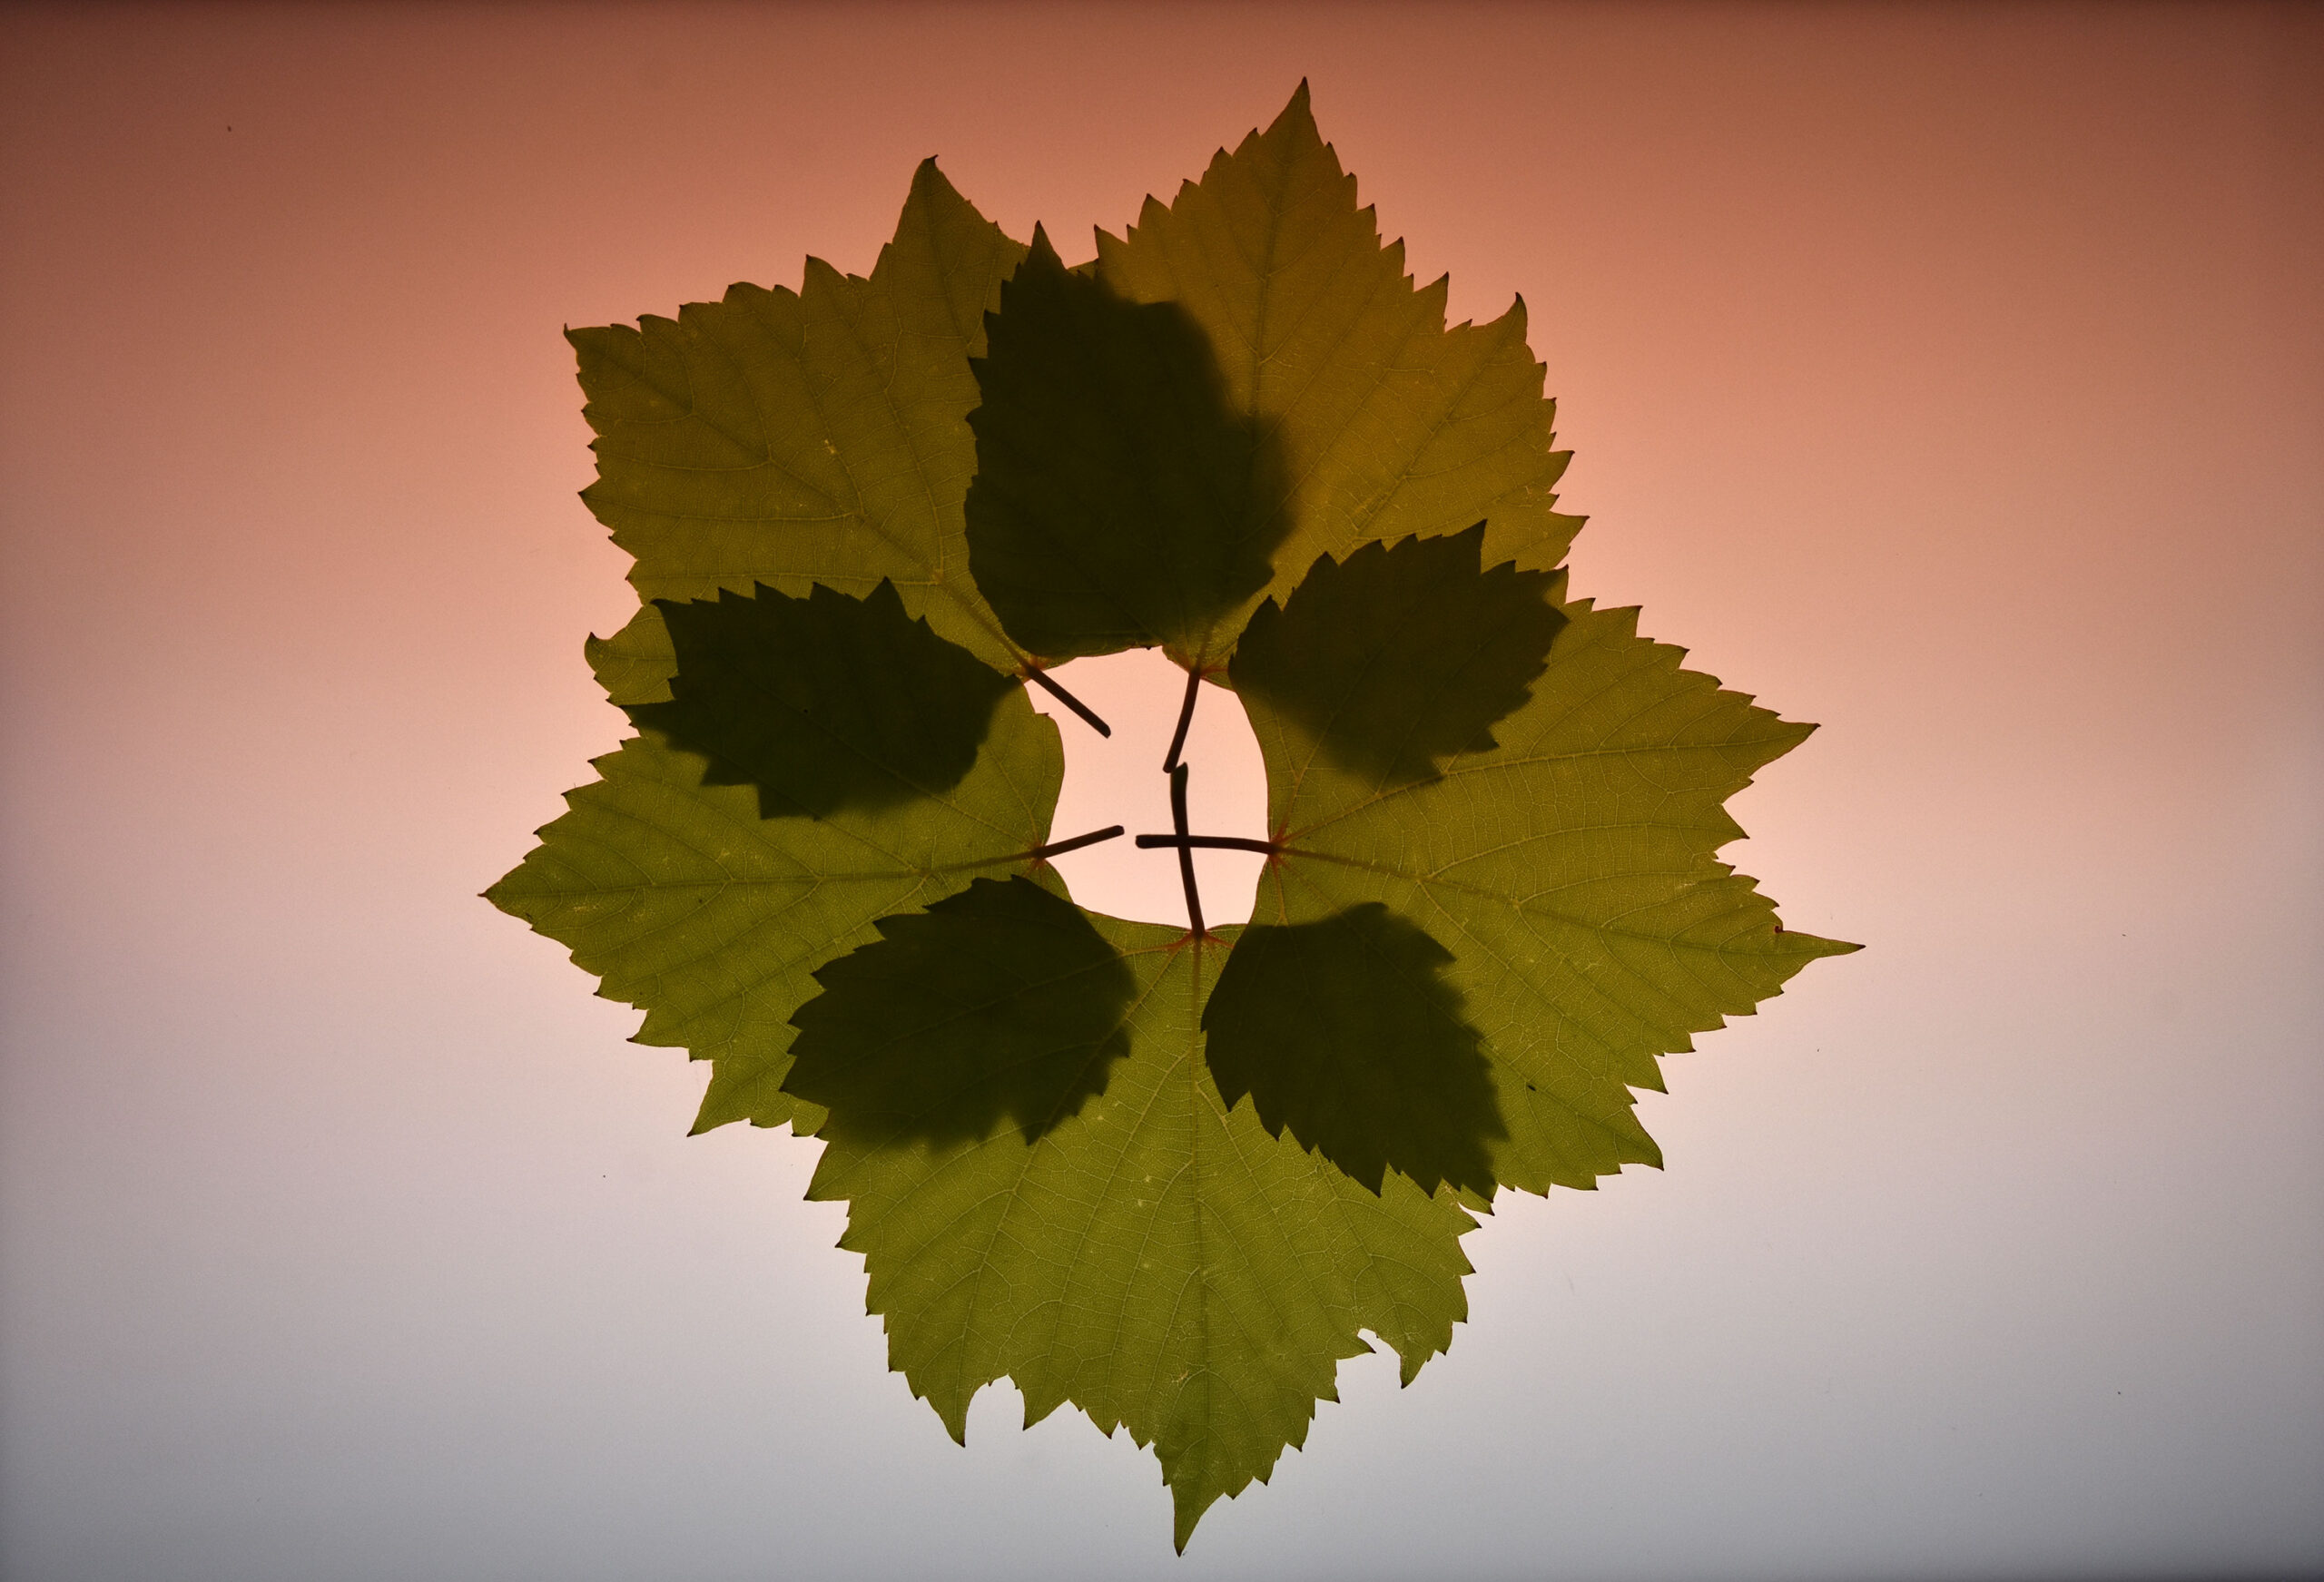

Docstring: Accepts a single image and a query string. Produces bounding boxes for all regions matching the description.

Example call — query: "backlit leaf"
[964,229,1291,663]
[1093,82,1582,662]
[803,909,1478,1551]
[1237,587,1860,1197]
[486,688,1062,1135]
[491,82,1855,1549]
[572,160,1028,704]
[784,875,1136,1145]
[1203,900,1503,1198]
[1232,524,1567,791]
[627,580,1019,820]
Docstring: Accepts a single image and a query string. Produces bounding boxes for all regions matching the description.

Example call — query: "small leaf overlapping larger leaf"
[803,899,1477,1549]
[489,83,1854,1549]
[488,682,1063,1137]
[572,160,1028,703]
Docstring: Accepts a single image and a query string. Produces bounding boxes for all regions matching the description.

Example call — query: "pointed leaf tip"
[1269,79,1319,139]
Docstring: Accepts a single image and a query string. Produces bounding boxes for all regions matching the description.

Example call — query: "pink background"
[3,5,2318,1578]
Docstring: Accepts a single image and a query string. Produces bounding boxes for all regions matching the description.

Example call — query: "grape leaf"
[489,82,1856,1550]
[1230,574,1860,1197]
[1203,901,1502,1198]
[784,875,1136,1145]
[1230,524,1567,791]
[963,229,1291,664]
[1088,81,1582,663]
[627,580,1019,820]
[797,905,1478,1551]
[571,159,1028,705]
[486,686,1063,1135]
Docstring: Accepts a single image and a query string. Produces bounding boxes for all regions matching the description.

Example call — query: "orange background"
[2,5,2318,1577]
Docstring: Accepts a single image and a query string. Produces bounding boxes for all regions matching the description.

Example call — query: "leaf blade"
[806,919,1478,1549]
[964,231,1292,663]
[1244,596,1859,1196]
[485,684,1063,1133]
[575,160,1029,704]
[628,580,1019,820]
[1093,83,1581,657]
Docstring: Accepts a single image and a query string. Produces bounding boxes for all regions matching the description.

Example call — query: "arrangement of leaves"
[487,84,1856,1549]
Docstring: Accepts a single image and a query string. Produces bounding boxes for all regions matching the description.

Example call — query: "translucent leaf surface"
[803,910,1478,1550]
[1094,83,1582,662]
[1204,901,1503,1198]
[1236,591,1861,1197]
[485,689,1063,1135]
[572,161,1028,703]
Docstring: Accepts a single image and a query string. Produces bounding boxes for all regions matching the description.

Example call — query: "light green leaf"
[572,160,1028,704]
[1093,83,1581,662]
[484,686,1063,1135]
[1238,590,1860,1197]
[492,95,1858,1551]
[805,912,1478,1550]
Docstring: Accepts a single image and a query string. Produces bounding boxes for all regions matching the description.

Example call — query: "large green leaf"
[803,910,1479,1550]
[1092,83,1581,663]
[572,160,1028,704]
[963,230,1290,664]
[484,686,1063,1135]
[1235,586,1860,1197]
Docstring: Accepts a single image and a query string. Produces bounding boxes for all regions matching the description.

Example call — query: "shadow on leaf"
[625,580,1019,820]
[965,228,1292,663]
[783,877,1137,1147]
[1204,901,1504,1198]
[1231,525,1566,790]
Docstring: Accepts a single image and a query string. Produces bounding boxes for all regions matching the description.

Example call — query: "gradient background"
[3,5,2319,1579]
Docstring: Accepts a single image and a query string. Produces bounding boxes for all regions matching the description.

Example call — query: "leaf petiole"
[1161,666,1201,772]
[1168,764,1206,938]
[1013,825,1126,863]
[1133,834,1281,856]
[1024,668,1112,737]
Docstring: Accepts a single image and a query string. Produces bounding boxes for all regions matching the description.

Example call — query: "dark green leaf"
[784,876,1136,1145]
[964,230,1290,664]
[1231,524,1567,791]
[626,580,1018,820]
[1204,902,1503,1198]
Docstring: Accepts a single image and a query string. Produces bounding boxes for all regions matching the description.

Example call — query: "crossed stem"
[1023,662,1275,941]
